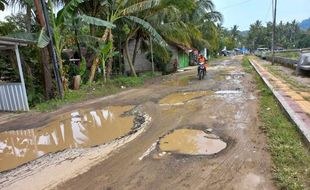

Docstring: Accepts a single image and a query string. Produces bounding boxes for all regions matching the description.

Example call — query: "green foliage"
[34,73,158,112]
[37,27,50,48]
[125,16,167,47]
[161,0,196,13]
[109,76,144,87]
[77,15,115,28]
[121,0,160,15]
[146,42,172,74]
[274,51,300,60]
[0,13,38,35]
[56,0,85,24]
[79,57,87,76]
[245,20,310,50]
[242,57,310,190]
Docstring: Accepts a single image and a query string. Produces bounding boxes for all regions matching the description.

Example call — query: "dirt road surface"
[0,56,276,190]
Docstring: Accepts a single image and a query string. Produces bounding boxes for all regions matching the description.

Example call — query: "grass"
[34,72,160,112]
[273,52,300,60]
[242,57,310,190]
[265,65,310,91]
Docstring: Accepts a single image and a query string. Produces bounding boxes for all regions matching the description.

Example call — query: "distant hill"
[299,18,310,30]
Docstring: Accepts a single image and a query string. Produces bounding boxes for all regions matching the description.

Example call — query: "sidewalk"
[249,58,310,144]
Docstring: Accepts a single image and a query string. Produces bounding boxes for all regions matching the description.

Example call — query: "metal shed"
[0,37,33,111]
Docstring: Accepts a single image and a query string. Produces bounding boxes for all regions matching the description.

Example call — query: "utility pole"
[272,0,277,65]
[40,0,64,98]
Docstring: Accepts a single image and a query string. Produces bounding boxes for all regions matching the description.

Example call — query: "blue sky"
[0,0,309,31]
[214,0,310,31]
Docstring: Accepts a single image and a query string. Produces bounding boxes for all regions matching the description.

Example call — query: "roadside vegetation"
[274,52,300,60]
[35,72,159,112]
[242,57,310,190]
[265,65,310,91]
[0,0,224,111]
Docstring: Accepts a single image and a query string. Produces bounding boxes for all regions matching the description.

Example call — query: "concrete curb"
[249,58,310,145]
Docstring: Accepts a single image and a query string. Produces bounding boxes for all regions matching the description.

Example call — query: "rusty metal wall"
[0,83,29,111]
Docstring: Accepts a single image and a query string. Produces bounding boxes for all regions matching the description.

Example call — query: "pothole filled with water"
[159,91,213,105]
[163,76,193,86]
[215,90,242,94]
[0,105,146,172]
[159,129,227,155]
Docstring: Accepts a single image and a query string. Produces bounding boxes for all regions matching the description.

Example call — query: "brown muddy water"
[0,106,135,172]
[163,76,193,86]
[159,91,213,105]
[159,129,227,155]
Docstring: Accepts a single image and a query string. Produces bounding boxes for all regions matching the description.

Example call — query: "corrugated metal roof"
[0,36,35,47]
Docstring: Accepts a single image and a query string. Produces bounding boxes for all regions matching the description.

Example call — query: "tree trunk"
[125,38,137,77]
[41,48,54,99]
[132,35,140,66]
[34,0,54,99]
[88,57,99,84]
[150,36,154,74]
[26,5,31,32]
[106,30,113,79]
[90,24,96,36]
[102,59,106,83]
[88,28,110,83]
[118,36,123,74]
[74,21,82,58]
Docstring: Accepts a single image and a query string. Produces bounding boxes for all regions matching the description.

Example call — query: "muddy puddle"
[159,91,213,105]
[215,90,241,94]
[163,76,192,86]
[159,129,227,155]
[0,106,136,172]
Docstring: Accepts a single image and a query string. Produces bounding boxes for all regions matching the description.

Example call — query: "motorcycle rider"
[197,54,207,75]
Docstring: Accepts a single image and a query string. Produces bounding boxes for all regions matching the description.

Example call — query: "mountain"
[299,18,310,30]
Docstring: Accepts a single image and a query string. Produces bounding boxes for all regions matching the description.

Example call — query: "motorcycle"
[197,62,206,80]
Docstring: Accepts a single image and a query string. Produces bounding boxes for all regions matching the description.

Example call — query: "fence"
[0,83,29,111]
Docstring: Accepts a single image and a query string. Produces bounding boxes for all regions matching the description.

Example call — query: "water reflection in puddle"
[0,106,134,172]
[215,90,241,94]
[159,129,227,155]
[159,91,212,105]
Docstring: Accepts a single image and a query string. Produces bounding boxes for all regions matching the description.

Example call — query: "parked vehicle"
[255,48,269,59]
[296,52,310,75]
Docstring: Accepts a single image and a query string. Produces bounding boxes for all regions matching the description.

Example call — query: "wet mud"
[159,91,213,105]
[0,106,137,172]
[159,129,227,155]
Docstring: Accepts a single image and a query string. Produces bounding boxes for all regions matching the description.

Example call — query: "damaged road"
[0,56,276,190]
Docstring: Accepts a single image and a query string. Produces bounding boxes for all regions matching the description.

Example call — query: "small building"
[124,40,191,74]
[0,37,33,111]
[124,39,152,74]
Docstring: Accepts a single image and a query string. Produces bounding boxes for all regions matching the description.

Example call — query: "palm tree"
[87,0,166,81]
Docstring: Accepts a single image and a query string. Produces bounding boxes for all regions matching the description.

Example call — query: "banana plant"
[87,0,167,80]
[80,36,117,83]
[39,0,115,81]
